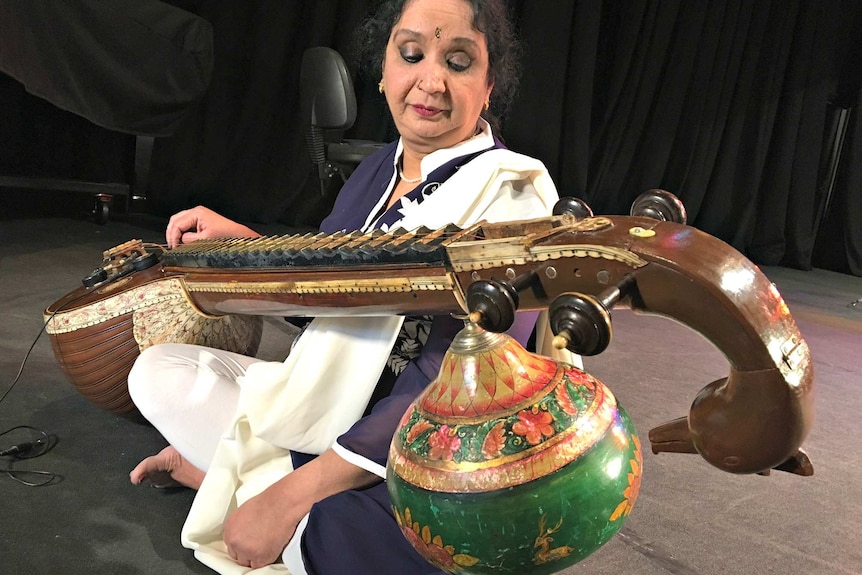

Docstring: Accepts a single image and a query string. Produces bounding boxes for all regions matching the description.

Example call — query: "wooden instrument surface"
[43,214,814,477]
[120,215,798,373]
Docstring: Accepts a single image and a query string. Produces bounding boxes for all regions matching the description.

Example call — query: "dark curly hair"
[352,0,521,134]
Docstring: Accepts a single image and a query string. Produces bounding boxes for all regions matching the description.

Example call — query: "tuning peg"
[548,275,635,355]
[552,197,594,219]
[630,189,687,224]
[548,293,613,356]
[466,270,539,332]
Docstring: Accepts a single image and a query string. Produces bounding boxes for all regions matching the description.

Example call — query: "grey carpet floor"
[0,212,859,575]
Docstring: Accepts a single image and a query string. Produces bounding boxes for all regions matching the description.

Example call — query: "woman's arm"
[222,312,539,568]
[222,448,379,568]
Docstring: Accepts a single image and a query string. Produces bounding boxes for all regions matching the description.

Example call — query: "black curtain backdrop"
[1,0,860,276]
[505,0,862,275]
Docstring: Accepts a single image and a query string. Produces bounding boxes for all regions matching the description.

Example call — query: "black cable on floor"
[0,291,95,486]
[2,244,169,485]
[0,323,48,406]
[0,425,59,486]
[0,286,98,406]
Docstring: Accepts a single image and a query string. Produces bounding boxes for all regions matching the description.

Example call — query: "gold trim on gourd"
[390,330,619,493]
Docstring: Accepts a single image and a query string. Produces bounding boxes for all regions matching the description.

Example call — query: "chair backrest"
[300,46,385,196]
[300,46,357,131]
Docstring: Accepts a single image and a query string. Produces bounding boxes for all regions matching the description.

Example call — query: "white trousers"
[128,343,311,574]
[128,343,264,471]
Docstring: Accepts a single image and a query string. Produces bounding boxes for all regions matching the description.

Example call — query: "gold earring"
[483,99,490,111]
[378,80,385,94]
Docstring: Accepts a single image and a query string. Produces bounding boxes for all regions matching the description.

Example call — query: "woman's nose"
[418,65,445,93]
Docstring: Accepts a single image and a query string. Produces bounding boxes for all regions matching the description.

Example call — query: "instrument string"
[165,229,489,257]
[0,227,482,487]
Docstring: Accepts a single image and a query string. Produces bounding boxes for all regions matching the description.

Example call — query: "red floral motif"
[406,420,434,443]
[398,408,414,429]
[554,382,578,416]
[393,506,479,571]
[512,406,555,446]
[401,525,456,569]
[428,425,462,461]
[481,421,507,459]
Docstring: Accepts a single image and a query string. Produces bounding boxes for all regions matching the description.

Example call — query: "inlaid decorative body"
[388,323,642,574]
[44,241,261,417]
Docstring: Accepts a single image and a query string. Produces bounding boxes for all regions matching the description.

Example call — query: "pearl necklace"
[398,166,423,184]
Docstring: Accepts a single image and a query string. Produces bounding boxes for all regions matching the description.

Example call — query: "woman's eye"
[401,50,423,64]
[447,55,472,72]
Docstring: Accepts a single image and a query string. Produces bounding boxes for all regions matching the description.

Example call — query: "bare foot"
[130,446,205,490]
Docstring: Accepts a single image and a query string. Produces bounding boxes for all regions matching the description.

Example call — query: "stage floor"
[0,212,859,575]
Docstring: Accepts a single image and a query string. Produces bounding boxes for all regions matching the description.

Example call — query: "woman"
[129,0,561,573]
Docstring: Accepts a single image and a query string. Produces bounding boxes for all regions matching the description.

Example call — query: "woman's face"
[382,0,494,155]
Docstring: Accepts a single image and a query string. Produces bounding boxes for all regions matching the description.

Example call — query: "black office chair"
[300,46,385,195]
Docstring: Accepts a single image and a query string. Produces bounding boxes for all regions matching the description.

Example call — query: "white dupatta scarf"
[180,149,567,574]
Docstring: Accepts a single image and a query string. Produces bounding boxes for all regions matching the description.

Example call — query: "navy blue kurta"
[298,139,538,575]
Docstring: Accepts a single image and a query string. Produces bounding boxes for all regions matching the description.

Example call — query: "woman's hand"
[165,205,261,248]
[222,449,381,568]
[223,480,303,568]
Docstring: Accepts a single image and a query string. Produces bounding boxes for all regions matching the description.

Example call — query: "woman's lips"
[411,104,442,117]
